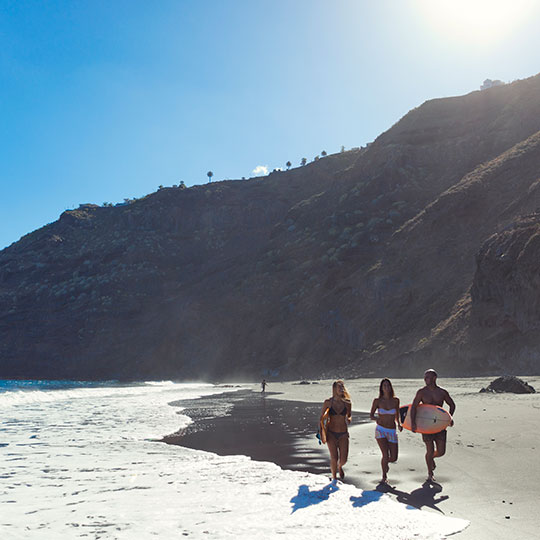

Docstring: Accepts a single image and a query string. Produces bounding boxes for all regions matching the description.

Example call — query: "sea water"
[0,380,468,539]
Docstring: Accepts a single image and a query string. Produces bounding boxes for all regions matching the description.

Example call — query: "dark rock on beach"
[480,376,536,394]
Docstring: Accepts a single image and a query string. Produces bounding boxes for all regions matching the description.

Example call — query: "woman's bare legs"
[376,438,390,482]
[388,441,398,464]
[337,434,349,479]
[376,438,398,483]
[327,436,339,480]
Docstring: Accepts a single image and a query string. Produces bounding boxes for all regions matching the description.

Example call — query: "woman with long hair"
[320,380,352,480]
[370,378,402,484]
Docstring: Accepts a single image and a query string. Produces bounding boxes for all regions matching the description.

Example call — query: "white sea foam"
[0,381,468,539]
[0,381,215,408]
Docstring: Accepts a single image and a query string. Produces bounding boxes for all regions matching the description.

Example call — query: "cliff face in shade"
[415,212,540,376]
[3,73,540,380]
[377,131,540,376]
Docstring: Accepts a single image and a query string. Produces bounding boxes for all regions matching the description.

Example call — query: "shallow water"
[0,380,468,539]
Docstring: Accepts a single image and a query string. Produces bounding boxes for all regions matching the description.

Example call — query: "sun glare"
[415,0,537,45]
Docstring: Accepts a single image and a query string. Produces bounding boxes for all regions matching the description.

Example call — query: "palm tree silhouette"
[207,171,213,183]
[286,161,292,170]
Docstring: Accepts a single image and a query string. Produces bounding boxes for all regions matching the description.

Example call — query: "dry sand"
[268,376,540,540]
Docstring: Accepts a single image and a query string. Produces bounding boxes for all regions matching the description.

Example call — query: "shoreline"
[265,376,540,540]
[162,376,540,540]
[162,389,371,476]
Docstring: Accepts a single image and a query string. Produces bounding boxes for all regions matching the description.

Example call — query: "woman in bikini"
[370,378,402,484]
[320,380,352,480]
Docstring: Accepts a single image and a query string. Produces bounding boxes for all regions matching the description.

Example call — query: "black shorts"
[422,429,447,444]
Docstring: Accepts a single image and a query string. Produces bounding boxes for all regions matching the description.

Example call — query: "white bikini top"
[378,407,396,415]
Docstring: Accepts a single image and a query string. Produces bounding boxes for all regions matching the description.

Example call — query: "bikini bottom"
[327,430,349,440]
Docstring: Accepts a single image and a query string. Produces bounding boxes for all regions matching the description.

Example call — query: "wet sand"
[162,389,370,476]
[162,376,540,540]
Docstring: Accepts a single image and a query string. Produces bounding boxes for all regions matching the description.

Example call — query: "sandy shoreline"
[268,376,540,540]
[162,390,340,475]
[163,376,539,539]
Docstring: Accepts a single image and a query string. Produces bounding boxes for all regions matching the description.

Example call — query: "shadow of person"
[290,482,339,513]
[349,490,384,508]
[378,481,449,513]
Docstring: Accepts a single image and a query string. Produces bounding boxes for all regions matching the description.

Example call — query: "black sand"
[161,390,370,476]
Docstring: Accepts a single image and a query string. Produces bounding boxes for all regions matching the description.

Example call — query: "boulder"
[480,376,535,394]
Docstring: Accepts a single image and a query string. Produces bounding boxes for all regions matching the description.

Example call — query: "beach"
[2,377,535,538]
[0,380,466,539]
[165,376,540,540]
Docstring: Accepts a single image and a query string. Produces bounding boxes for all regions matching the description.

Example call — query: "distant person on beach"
[261,379,267,393]
[320,379,352,481]
[370,378,402,484]
[411,369,456,482]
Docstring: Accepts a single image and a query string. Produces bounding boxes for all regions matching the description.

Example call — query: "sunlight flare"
[415,0,537,44]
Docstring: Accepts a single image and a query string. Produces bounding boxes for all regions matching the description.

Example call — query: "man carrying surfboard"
[411,369,456,483]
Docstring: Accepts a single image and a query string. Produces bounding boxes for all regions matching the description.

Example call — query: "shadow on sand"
[350,490,384,507]
[290,480,449,514]
[291,483,386,513]
[377,481,449,513]
[290,482,340,513]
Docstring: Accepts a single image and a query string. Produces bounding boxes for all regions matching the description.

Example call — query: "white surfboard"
[401,404,452,434]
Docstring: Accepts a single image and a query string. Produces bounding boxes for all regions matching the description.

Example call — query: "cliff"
[2,74,540,380]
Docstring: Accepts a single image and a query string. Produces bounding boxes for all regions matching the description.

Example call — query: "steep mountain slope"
[367,130,540,375]
[2,73,540,380]
[413,211,540,375]
[0,152,361,379]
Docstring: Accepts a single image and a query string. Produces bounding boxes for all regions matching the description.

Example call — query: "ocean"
[0,380,468,539]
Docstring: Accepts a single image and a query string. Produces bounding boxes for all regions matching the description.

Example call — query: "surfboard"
[319,408,330,444]
[400,404,452,434]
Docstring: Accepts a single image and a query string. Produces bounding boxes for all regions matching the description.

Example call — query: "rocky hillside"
[416,211,540,375]
[2,74,540,380]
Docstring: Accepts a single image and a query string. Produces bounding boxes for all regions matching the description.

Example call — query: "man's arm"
[410,390,423,432]
[444,390,456,424]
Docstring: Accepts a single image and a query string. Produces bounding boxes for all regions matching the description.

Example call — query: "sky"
[1,0,540,250]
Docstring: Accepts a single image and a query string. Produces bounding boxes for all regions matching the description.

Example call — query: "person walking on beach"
[320,380,352,481]
[411,369,456,482]
[261,379,267,393]
[370,378,402,484]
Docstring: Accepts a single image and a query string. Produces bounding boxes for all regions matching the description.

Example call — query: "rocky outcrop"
[472,213,540,334]
[480,376,535,394]
[408,211,540,376]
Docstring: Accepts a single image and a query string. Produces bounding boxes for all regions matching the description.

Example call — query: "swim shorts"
[375,425,398,444]
[422,429,447,444]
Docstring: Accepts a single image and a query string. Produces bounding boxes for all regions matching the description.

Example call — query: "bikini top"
[378,407,396,415]
[329,398,348,416]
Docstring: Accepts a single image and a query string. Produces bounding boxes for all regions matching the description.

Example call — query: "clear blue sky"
[2,0,540,250]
